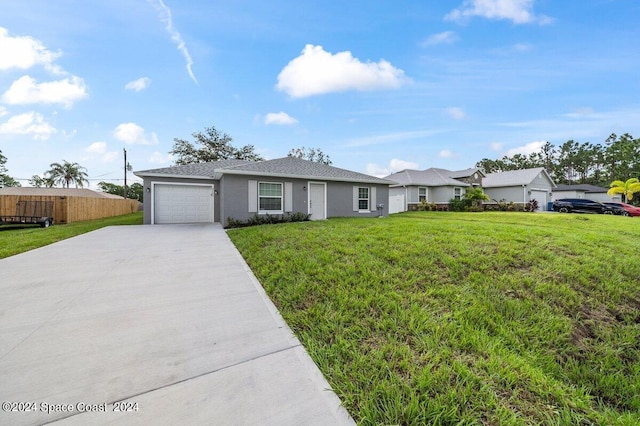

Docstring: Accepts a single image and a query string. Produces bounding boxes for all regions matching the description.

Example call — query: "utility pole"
[123,148,127,199]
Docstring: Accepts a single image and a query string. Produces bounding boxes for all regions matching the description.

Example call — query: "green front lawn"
[0,212,143,259]
[228,212,640,425]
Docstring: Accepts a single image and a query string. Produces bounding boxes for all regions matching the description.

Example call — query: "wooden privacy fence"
[0,195,139,224]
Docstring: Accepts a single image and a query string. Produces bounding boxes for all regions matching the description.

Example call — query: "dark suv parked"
[552,198,615,214]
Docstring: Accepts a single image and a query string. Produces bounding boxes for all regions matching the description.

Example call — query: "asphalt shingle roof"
[384,168,471,187]
[135,157,393,184]
[554,184,608,193]
[135,160,251,177]
[482,167,552,188]
[435,167,483,179]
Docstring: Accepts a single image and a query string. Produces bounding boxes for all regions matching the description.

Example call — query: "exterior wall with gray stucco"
[430,186,463,203]
[484,186,527,204]
[530,172,552,189]
[220,174,389,225]
[326,181,389,218]
[219,174,309,225]
[141,176,218,224]
[406,186,420,203]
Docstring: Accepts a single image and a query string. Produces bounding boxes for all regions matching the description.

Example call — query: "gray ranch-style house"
[482,167,556,210]
[384,168,485,213]
[134,157,393,226]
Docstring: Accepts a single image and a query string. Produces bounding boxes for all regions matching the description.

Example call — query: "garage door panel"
[530,190,548,211]
[154,184,213,224]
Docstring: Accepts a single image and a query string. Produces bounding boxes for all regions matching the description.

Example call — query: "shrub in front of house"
[417,200,438,211]
[523,199,539,212]
[449,198,473,212]
[226,212,311,228]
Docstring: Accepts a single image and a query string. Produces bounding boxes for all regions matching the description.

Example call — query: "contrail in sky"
[149,0,198,85]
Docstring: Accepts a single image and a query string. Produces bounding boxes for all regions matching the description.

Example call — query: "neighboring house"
[134,157,393,226]
[482,168,556,210]
[552,184,620,203]
[385,168,485,213]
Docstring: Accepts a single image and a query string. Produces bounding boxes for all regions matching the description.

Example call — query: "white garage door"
[153,184,214,224]
[530,190,548,211]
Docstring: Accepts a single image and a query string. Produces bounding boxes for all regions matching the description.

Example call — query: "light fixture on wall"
[303,186,307,191]
[146,187,150,193]
[214,190,218,195]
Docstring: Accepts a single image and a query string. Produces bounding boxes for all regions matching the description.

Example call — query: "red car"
[604,202,640,217]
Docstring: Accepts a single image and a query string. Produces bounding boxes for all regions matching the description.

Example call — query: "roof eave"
[133,172,218,180]
[220,168,393,185]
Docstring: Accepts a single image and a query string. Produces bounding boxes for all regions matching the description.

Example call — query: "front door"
[309,182,326,220]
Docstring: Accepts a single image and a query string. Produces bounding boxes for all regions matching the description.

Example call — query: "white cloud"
[438,149,455,158]
[149,151,170,164]
[84,141,119,162]
[421,31,459,47]
[125,77,151,92]
[390,159,419,171]
[85,141,107,154]
[0,106,7,117]
[264,112,298,126]
[347,129,443,147]
[490,142,504,151]
[276,44,408,98]
[102,151,119,162]
[0,111,56,140]
[445,0,552,25]
[506,140,546,156]
[444,107,466,120]
[564,107,595,118]
[366,159,419,178]
[0,27,61,73]
[1,75,88,107]
[148,0,198,85]
[491,42,533,55]
[113,122,158,145]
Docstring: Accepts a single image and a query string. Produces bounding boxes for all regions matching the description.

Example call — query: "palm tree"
[607,178,640,202]
[45,161,89,188]
[464,187,490,208]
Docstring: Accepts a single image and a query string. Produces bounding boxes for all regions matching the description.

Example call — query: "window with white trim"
[358,187,370,211]
[259,182,283,213]
[418,187,427,202]
[453,187,463,200]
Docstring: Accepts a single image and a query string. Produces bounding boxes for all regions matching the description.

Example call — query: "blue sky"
[1,0,639,187]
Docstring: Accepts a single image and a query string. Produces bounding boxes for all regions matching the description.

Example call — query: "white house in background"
[483,167,556,211]
[552,184,620,203]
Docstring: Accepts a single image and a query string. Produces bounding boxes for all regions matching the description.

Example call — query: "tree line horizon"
[475,133,639,187]
[2,128,638,193]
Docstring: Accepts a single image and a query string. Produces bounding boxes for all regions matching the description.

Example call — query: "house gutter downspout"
[523,185,527,204]
[404,185,408,212]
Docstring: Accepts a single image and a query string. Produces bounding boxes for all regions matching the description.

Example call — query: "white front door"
[389,193,405,214]
[309,182,326,220]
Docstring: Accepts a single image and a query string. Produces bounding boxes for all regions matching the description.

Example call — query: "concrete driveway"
[0,224,354,425]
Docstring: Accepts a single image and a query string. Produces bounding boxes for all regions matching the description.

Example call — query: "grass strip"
[228,212,640,425]
[0,212,143,259]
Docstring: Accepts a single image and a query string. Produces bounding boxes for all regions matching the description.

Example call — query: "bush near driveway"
[228,212,640,425]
